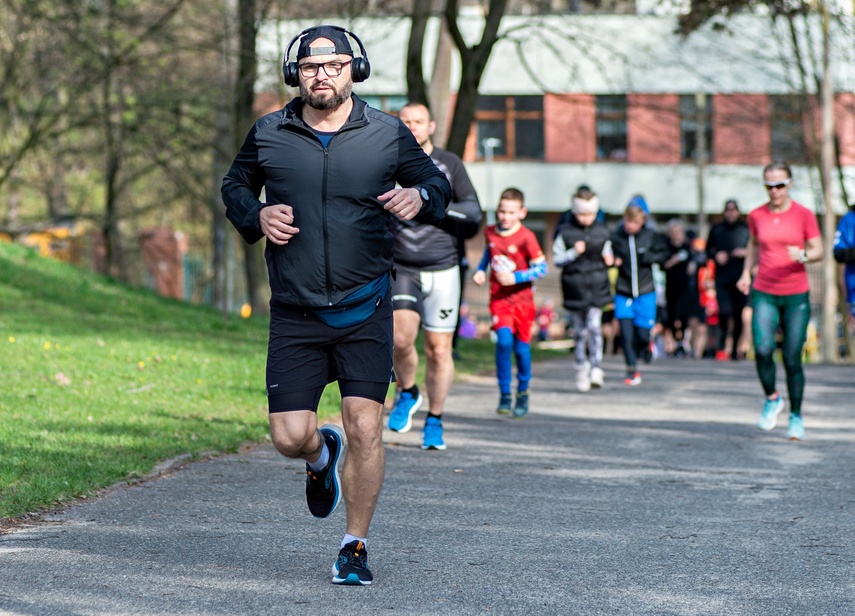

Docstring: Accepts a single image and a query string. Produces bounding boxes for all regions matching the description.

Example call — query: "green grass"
[0,241,564,524]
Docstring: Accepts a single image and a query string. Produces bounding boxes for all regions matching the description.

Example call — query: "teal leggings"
[751,290,810,415]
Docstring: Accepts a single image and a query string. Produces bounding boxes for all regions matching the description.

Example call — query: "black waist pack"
[311,272,390,328]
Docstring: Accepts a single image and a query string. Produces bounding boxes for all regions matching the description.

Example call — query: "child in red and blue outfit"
[473,187,547,418]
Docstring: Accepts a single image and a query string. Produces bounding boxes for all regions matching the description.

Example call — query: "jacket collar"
[280,94,368,131]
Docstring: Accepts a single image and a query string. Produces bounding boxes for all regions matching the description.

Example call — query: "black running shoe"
[305,425,344,519]
[332,540,373,586]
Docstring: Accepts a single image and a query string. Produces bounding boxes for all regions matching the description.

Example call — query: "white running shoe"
[590,367,604,389]
[576,366,591,392]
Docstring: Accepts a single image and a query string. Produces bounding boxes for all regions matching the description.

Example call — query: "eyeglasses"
[764,180,791,191]
[298,60,352,78]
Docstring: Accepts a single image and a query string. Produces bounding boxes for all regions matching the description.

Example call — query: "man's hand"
[472,270,486,286]
[379,187,422,221]
[574,240,586,255]
[260,204,299,245]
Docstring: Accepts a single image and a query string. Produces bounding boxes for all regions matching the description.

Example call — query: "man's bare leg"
[340,396,385,537]
[393,309,421,390]
[423,329,454,416]
[268,410,322,461]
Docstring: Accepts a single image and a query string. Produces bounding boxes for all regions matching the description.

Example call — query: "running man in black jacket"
[221,26,450,585]
[387,102,482,450]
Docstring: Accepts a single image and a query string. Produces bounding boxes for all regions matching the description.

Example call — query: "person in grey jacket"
[553,188,614,392]
[221,25,450,586]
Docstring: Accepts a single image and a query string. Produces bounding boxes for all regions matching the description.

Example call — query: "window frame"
[679,94,714,163]
[595,94,628,161]
[769,94,807,164]
[474,95,544,161]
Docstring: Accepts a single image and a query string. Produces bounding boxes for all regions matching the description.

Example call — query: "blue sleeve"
[834,213,855,264]
[513,260,548,284]
[476,248,490,272]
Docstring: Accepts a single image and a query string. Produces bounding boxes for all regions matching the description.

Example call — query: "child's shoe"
[624,371,642,386]
[512,390,529,418]
[576,366,591,392]
[496,393,513,415]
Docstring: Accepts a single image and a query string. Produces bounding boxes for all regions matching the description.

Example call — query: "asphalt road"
[1,355,854,615]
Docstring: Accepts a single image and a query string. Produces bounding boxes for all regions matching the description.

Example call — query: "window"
[475,95,544,160]
[595,95,627,161]
[680,94,713,162]
[770,95,806,163]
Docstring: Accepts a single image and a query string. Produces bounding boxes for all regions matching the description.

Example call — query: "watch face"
[420,188,429,201]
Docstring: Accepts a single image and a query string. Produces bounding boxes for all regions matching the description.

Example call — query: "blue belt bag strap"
[312,272,390,328]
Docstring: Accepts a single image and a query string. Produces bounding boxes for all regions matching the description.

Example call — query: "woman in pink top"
[736,161,822,440]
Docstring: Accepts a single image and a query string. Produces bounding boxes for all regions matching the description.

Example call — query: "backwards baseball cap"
[297,26,354,60]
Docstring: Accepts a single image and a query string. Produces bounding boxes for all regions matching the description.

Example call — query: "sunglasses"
[764,180,791,191]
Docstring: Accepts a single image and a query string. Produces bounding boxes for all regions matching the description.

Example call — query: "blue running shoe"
[512,390,529,418]
[332,540,373,586]
[787,413,805,440]
[306,425,344,518]
[757,395,785,431]
[421,415,446,450]
[388,391,423,433]
[496,393,513,414]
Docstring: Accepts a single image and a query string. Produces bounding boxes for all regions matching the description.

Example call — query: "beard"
[300,80,352,110]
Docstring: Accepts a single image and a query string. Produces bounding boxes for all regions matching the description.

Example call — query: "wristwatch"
[418,187,430,203]
[798,250,808,264]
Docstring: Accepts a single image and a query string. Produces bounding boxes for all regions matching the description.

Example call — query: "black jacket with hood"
[221,95,450,308]
[610,225,669,298]
[553,216,613,311]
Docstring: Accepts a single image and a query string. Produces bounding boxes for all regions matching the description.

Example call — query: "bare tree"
[443,0,509,158]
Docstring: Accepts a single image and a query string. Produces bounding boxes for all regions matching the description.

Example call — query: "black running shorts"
[266,289,393,413]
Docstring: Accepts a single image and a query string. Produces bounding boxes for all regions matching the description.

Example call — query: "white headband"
[573,196,599,215]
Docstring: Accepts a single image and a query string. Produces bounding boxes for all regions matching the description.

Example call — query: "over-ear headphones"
[282,25,371,88]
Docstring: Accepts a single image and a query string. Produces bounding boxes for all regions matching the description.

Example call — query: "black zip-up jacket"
[553,216,613,311]
[221,95,451,308]
[706,219,750,285]
[610,225,669,298]
[390,147,482,270]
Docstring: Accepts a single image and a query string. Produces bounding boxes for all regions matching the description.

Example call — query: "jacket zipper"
[322,146,332,305]
[629,234,639,297]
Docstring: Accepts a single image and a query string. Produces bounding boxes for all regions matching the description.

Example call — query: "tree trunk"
[232,0,270,314]
[406,0,431,107]
[443,0,508,158]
